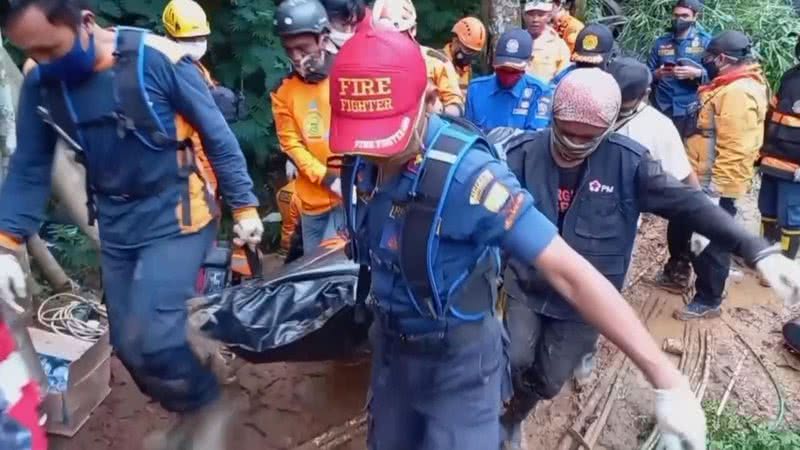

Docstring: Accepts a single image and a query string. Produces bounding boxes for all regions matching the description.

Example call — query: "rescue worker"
[498,67,800,449]
[330,26,709,450]
[550,23,617,86]
[758,34,800,265]
[372,0,465,117]
[552,0,584,53]
[670,31,769,320]
[444,17,487,94]
[610,57,698,185]
[465,29,552,132]
[647,0,710,138]
[271,0,344,253]
[0,1,262,448]
[523,0,571,82]
[162,0,220,194]
[320,0,368,51]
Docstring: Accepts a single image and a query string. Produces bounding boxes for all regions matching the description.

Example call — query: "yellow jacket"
[527,27,571,82]
[270,74,341,215]
[686,64,768,198]
[554,12,584,53]
[442,43,472,94]
[422,46,465,112]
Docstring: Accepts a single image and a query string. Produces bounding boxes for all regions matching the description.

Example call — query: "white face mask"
[329,29,355,49]
[181,40,208,61]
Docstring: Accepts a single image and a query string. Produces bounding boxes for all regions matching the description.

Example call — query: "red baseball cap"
[329,28,428,157]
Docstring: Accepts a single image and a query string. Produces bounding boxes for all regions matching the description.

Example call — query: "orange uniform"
[276,180,301,251]
[554,12,584,53]
[422,46,465,113]
[270,75,341,216]
[442,43,472,94]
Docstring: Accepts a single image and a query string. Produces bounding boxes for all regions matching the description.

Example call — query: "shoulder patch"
[424,46,450,63]
[144,34,188,63]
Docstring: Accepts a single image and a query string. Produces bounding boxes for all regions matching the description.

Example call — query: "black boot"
[655,258,691,294]
[499,391,539,450]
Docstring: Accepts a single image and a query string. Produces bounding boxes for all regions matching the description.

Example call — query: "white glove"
[329,177,342,198]
[757,252,800,306]
[655,379,706,450]
[0,254,26,313]
[285,160,298,180]
[232,218,264,250]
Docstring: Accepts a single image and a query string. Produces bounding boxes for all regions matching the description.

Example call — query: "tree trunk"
[484,0,523,68]
[51,141,101,250]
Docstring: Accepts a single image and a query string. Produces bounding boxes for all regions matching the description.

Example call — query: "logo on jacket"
[589,179,614,193]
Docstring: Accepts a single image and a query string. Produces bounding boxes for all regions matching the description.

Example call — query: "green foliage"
[588,0,800,88]
[46,224,98,277]
[703,401,800,450]
[87,0,480,194]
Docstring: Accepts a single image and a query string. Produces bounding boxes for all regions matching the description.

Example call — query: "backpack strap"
[341,155,373,324]
[112,27,177,148]
[399,123,480,319]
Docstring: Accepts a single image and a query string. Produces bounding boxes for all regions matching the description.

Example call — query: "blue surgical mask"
[38,32,96,85]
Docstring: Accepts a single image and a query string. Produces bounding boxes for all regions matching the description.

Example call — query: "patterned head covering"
[552,68,621,128]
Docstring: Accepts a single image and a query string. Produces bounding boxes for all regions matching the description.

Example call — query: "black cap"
[494,28,534,69]
[608,57,652,103]
[707,30,752,59]
[675,0,703,13]
[572,23,615,65]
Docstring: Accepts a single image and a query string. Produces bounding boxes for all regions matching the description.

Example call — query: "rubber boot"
[784,317,800,354]
[500,391,538,450]
[143,394,236,450]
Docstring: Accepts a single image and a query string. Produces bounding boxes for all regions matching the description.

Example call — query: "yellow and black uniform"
[442,42,472,94]
[422,46,465,114]
[270,74,340,216]
[527,26,571,82]
[758,62,800,257]
[686,64,768,198]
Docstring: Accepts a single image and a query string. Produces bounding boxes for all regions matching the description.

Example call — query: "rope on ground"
[36,292,108,342]
[723,318,785,430]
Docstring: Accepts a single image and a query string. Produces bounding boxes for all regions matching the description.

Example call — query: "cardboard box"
[29,328,112,437]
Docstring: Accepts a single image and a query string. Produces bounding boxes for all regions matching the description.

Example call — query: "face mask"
[702,55,721,80]
[496,69,524,89]
[672,18,695,34]
[330,29,355,49]
[454,50,476,67]
[297,50,332,84]
[38,32,96,85]
[551,125,612,164]
[180,40,208,61]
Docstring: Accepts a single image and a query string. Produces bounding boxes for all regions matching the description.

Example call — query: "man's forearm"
[534,237,681,389]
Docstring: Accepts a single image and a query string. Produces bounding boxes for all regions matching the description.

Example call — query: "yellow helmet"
[372,0,417,33]
[162,0,211,39]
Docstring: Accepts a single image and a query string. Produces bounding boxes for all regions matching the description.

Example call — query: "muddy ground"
[51,190,800,450]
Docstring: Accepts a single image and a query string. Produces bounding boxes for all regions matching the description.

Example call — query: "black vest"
[763,65,800,165]
[504,130,644,321]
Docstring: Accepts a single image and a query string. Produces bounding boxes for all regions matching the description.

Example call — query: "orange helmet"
[372,0,417,33]
[452,17,487,52]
